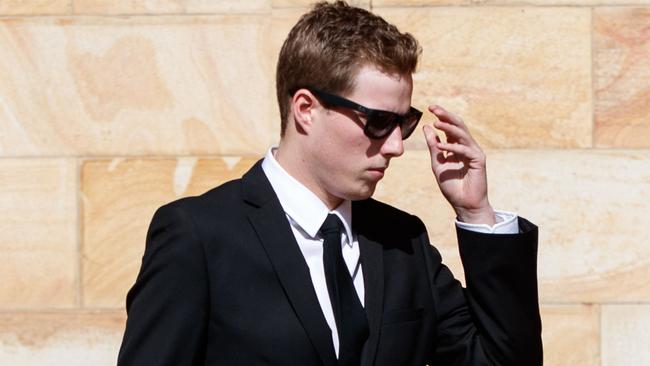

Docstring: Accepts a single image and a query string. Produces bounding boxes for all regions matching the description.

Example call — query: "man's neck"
[274,142,343,211]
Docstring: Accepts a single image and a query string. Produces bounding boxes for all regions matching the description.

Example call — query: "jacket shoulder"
[165,178,242,209]
[152,178,247,230]
[353,198,427,240]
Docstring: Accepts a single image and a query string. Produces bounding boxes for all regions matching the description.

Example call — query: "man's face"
[307,65,413,205]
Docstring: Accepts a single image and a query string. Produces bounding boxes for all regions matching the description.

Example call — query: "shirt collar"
[261,147,353,244]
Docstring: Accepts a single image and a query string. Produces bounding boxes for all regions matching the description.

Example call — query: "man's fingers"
[423,124,437,151]
[435,141,473,158]
[423,125,445,169]
[433,120,469,145]
[429,105,469,131]
[436,140,486,168]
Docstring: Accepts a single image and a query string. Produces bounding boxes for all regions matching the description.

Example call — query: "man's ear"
[289,89,320,135]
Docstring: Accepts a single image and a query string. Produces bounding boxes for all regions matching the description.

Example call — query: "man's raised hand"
[422,105,496,226]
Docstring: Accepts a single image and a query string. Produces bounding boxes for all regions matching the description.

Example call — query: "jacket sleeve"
[117,203,210,366]
[424,217,542,366]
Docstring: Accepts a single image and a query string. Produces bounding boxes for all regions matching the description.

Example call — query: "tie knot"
[320,214,343,236]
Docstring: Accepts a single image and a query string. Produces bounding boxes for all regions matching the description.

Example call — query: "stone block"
[375,7,592,149]
[0,311,125,366]
[272,0,370,8]
[541,305,600,366]
[0,0,69,15]
[373,0,467,4]
[602,305,650,366]
[82,157,257,307]
[0,16,279,156]
[0,159,77,309]
[74,0,271,14]
[594,7,650,147]
[375,0,650,4]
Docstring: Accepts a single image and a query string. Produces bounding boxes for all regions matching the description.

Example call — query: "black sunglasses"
[304,88,422,140]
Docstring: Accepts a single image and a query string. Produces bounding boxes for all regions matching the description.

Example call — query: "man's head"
[276,1,421,136]
[275,1,422,208]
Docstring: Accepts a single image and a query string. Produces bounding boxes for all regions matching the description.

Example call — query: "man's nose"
[380,125,405,157]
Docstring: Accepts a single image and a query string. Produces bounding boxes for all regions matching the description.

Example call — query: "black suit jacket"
[118,161,542,365]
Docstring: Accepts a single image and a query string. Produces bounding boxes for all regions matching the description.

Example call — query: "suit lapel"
[354,201,385,366]
[243,162,338,366]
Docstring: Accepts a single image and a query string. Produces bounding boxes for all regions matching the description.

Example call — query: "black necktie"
[320,214,369,366]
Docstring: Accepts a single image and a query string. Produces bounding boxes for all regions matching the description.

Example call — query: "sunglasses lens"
[365,112,398,139]
[365,111,422,140]
[400,115,420,139]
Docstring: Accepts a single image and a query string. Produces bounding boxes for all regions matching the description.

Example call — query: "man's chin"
[344,184,377,202]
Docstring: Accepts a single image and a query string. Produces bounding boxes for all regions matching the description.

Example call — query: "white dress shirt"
[260,147,518,356]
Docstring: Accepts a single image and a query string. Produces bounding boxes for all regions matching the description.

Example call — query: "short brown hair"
[275,1,421,136]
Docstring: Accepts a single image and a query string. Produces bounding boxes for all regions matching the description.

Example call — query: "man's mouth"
[367,166,387,178]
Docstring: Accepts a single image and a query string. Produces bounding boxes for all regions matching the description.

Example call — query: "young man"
[118,2,542,365]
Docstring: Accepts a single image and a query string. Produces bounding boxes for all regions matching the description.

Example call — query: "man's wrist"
[455,210,519,234]
[455,205,496,226]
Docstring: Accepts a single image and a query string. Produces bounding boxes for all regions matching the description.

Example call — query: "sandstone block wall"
[0,1,648,365]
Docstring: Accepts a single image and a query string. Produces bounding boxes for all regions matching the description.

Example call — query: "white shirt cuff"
[455,209,519,234]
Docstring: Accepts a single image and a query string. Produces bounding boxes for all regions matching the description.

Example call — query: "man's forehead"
[350,63,413,84]
[346,65,414,112]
